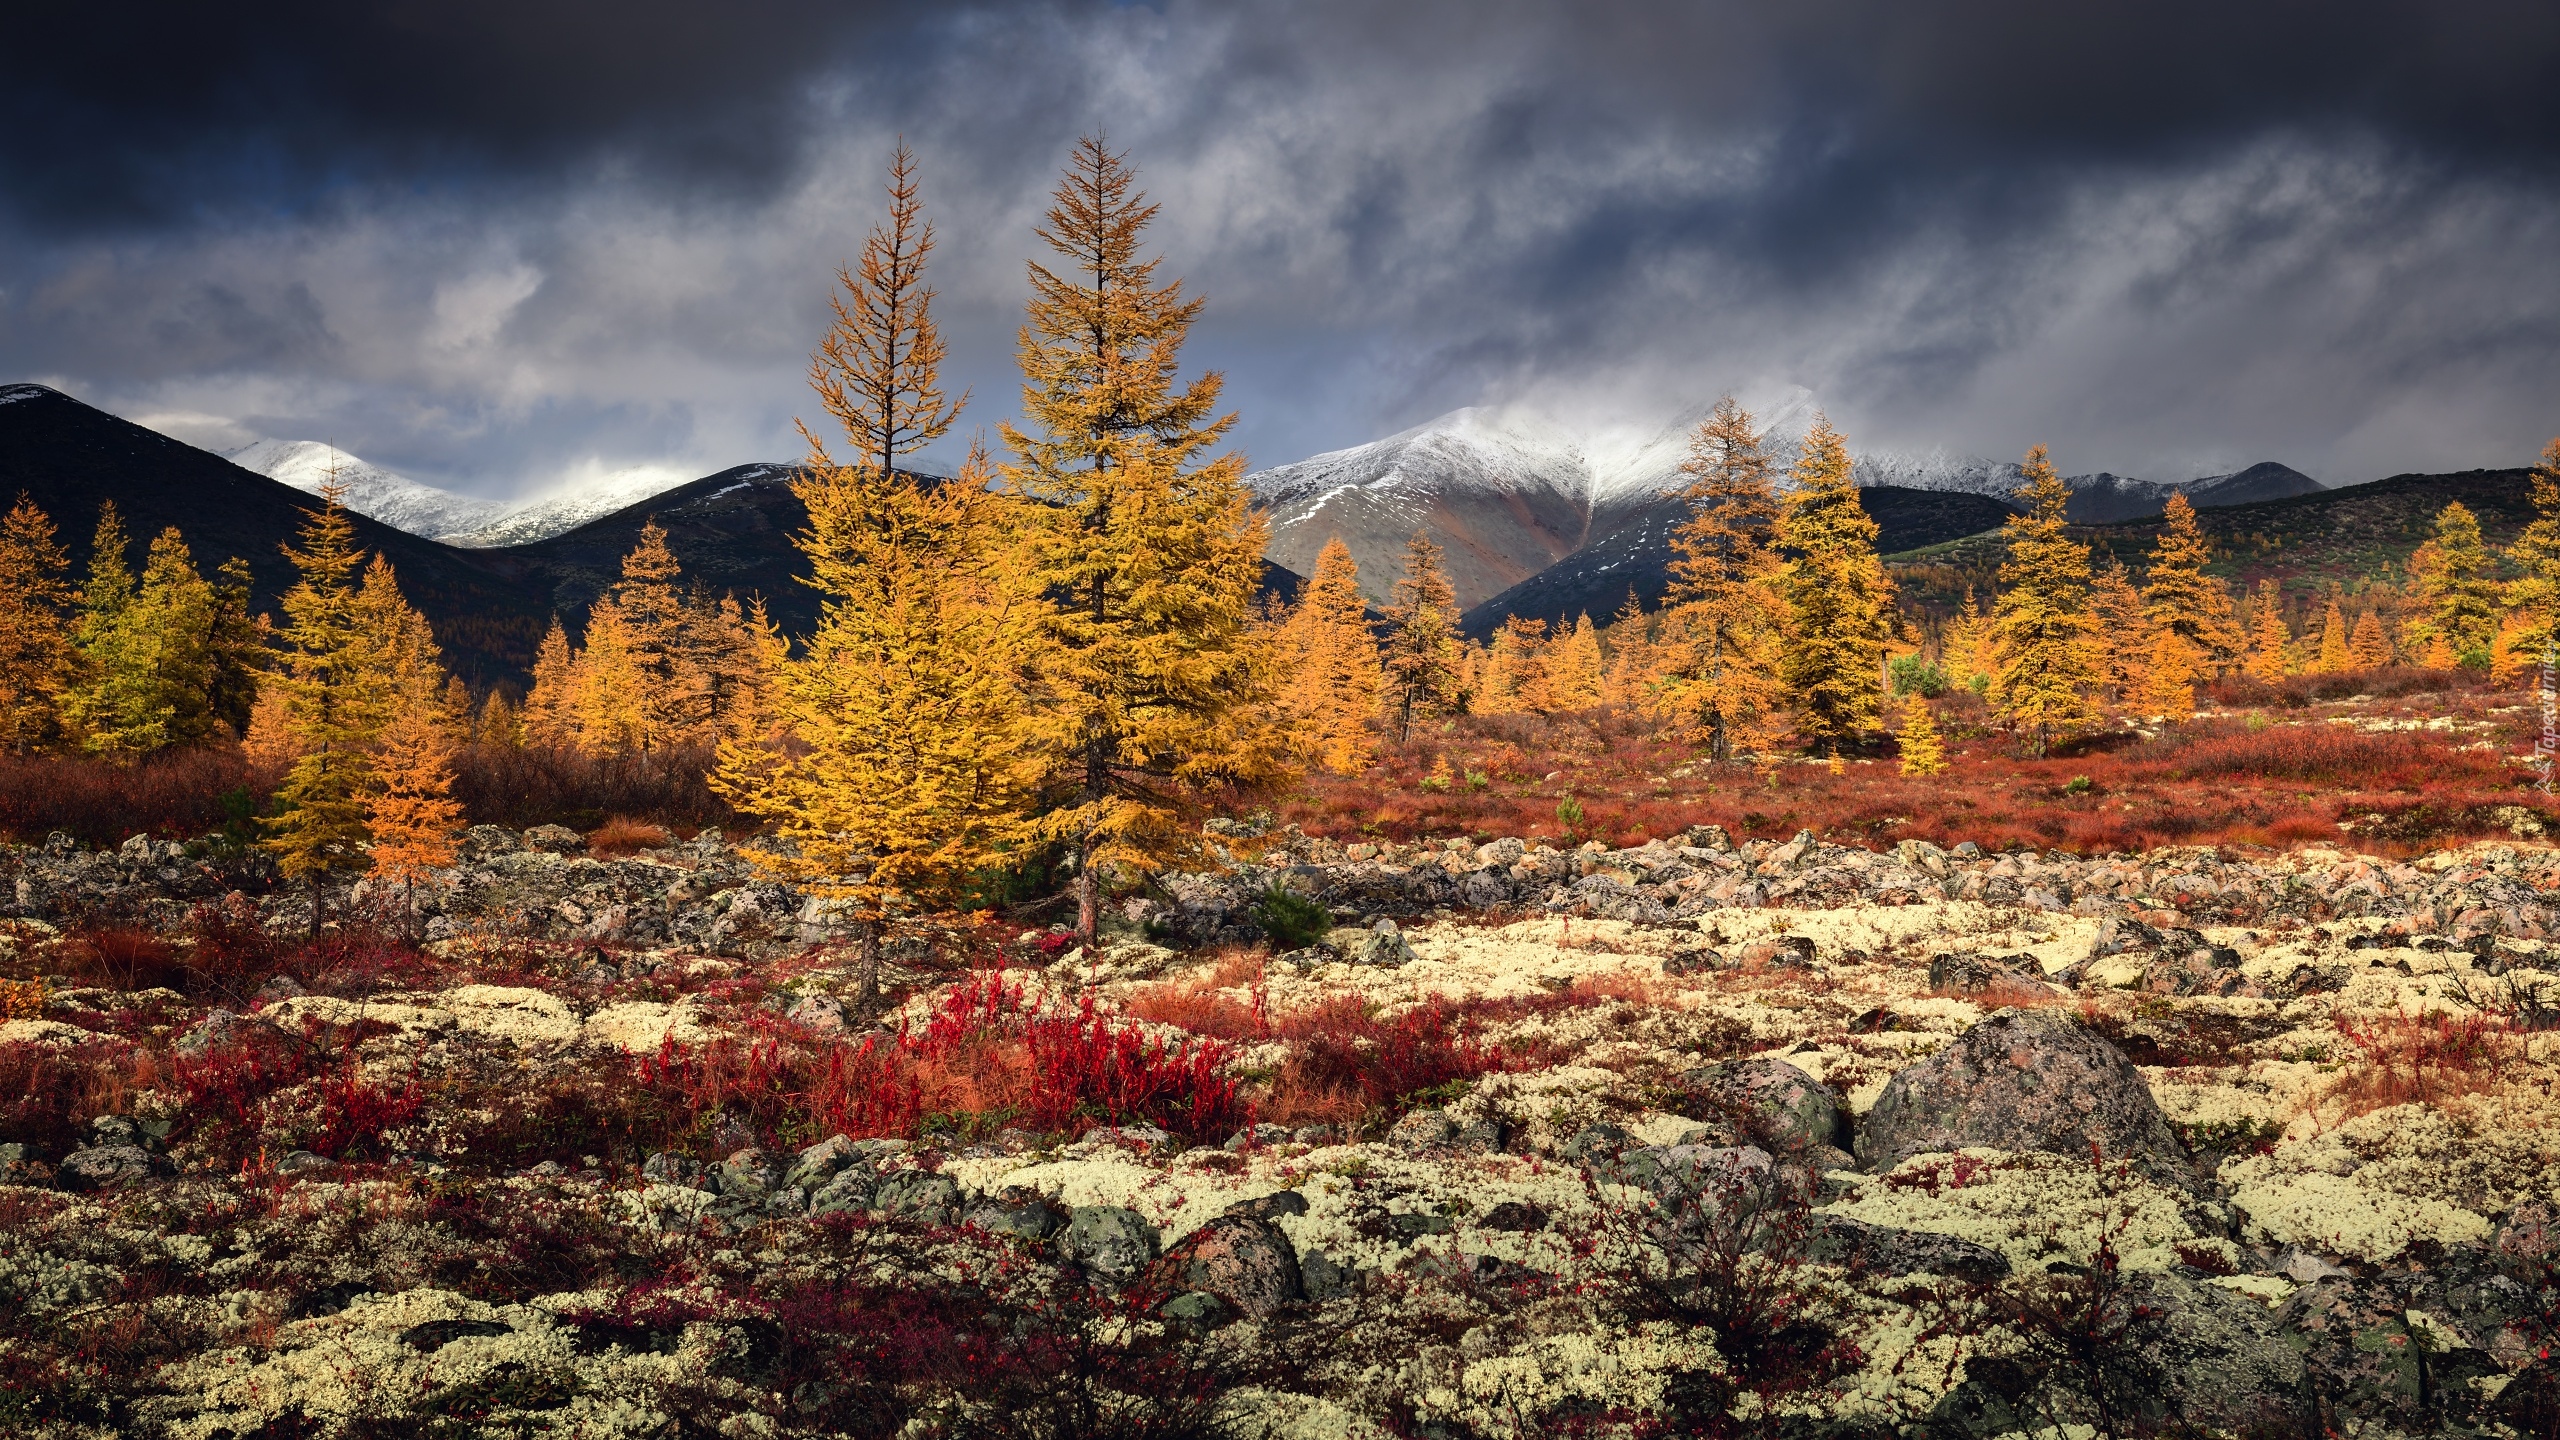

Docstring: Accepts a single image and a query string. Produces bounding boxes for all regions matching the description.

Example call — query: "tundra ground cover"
[1281,667,2541,857]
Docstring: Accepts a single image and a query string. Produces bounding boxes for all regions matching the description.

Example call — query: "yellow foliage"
[1549,613,1604,711]
[1380,531,1465,739]
[1277,538,1382,774]
[2245,581,2292,682]
[366,680,463,891]
[1896,696,1946,776]
[1659,396,1790,761]
[2089,562,2151,698]
[2142,629,2197,722]
[999,137,1290,940]
[2349,607,2392,670]
[2407,501,2498,661]
[1989,445,2102,753]
[1778,415,1895,757]
[716,146,1038,993]
[2314,599,2351,674]
[2504,439,2560,667]
[0,494,78,755]
[2142,494,2245,675]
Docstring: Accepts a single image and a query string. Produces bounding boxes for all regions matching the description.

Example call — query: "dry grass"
[587,816,675,856]
[2324,1008,2537,1117]
[1281,670,2534,857]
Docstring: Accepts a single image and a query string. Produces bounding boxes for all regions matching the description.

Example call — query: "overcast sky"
[2,1,2555,498]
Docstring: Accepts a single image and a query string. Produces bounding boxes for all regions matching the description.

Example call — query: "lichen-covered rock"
[1805,1213,2009,1282]
[1680,1056,1847,1157]
[1057,1205,1160,1280]
[964,1187,1068,1241]
[57,1143,171,1190]
[1155,1213,1302,1317]
[1388,1108,1455,1151]
[2278,1276,2501,1430]
[1855,1008,2201,1193]
[875,1170,961,1224]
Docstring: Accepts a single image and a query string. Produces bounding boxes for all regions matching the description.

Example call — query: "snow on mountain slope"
[227,440,510,539]
[227,440,704,548]
[1249,407,1593,610]
[437,463,708,548]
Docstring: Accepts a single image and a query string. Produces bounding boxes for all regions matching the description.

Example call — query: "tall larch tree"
[0,495,79,754]
[1380,530,1464,739]
[2143,629,2198,722]
[1550,613,1604,710]
[66,525,224,758]
[2245,581,2293,682]
[263,484,380,929]
[1481,616,1552,714]
[2349,608,2392,670]
[999,137,1287,945]
[717,145,1040,1000]
[1659,397,1789,760]
[366,678,463,927]
[523,619,577,749]
[2407,501,2498,665]
[2504,440,2560,669]
[2088,562,2151,700]
[1276,537,1382,774]
[1989,446,2103,755]
[1777,415,1895,758]
[1600,590,1659,711]
[2314,598,2351,674]
[2141,494,2245,676]
[1943,589,1995,691]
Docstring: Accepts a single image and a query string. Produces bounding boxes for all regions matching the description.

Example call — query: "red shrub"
[1264,993,1519,1127]
[57,928,185,993]
[0,745,273,846]
[302,1059,424,1160]
[588,816,674,856]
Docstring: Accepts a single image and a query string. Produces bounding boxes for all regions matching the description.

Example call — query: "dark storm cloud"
[1,1,2554,491]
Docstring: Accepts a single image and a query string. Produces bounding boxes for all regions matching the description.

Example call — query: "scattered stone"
[1855,1008,2203,1193]
[1681,1056,1848,1157]
[1387,1108,1455,1151]
[1154,1214,1302,1316]
[57,1143,171,1190]
[1225,1190,1310,1222]
[274,1150,333,1176]
[1806,1214,2009,1282]
[522,824,586,853]
[1057,1205,1160,1281]
[641,1151,708,1190]
[963,1187,1068,1242]
[717,1147,783,1203]
[399,1318,514,1352]
[874,1170,962,1225]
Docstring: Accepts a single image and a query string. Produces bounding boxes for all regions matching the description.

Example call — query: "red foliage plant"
[636,972,1247,1149]
[2330,1007,2525,1116]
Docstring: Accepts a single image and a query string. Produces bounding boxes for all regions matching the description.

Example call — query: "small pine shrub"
[1249,883,1331,949]
[1888,653,1949,697]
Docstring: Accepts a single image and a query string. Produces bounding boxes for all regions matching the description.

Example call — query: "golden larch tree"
[2504,440,2560,669]
[2088,561,2151,700]
[2349,608,2392,669]
[1380,530,1466,740]
[1777,415,1895,758]
[2314,599,2351,674]
[1989,445,2103,754]
[0,494,79,754]
[2142,629,2199,722]
[2406,500,2499,665]
[1942,589,1995,691]
[1000,137,1289,944]
[1599,590,1660,711]
[262,483,381,928]
[522,618,578,749]
[1896,695,1946,776]
[1481,616,1552,714]
[366,678,464,920]
[1549,613,1604,711]
[2244,581,2293,682]
[1659,396,1790,760]
[2141,493,2245,676]
[717,142,1038,997]
[1276,537,1382,774]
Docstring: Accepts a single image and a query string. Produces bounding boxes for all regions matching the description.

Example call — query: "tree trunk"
[1076,839,1099,948]
[853,916,882,1011]
[309,872,323,942]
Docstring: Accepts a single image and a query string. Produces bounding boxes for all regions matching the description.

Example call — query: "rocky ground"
[0,822,2555,1437]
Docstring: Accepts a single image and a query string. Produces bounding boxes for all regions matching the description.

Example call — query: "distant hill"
[0,384,1302,689]
[1462,486,2024,636]
[1889,465,2540,611]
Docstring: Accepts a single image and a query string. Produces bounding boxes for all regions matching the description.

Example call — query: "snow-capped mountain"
[226,440,704,548]
[1251,408,1593,610]
[227,439,510,539]
[1246,392,2327,614]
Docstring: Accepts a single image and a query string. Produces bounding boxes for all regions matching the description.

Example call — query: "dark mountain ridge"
[0,385,1302,689]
